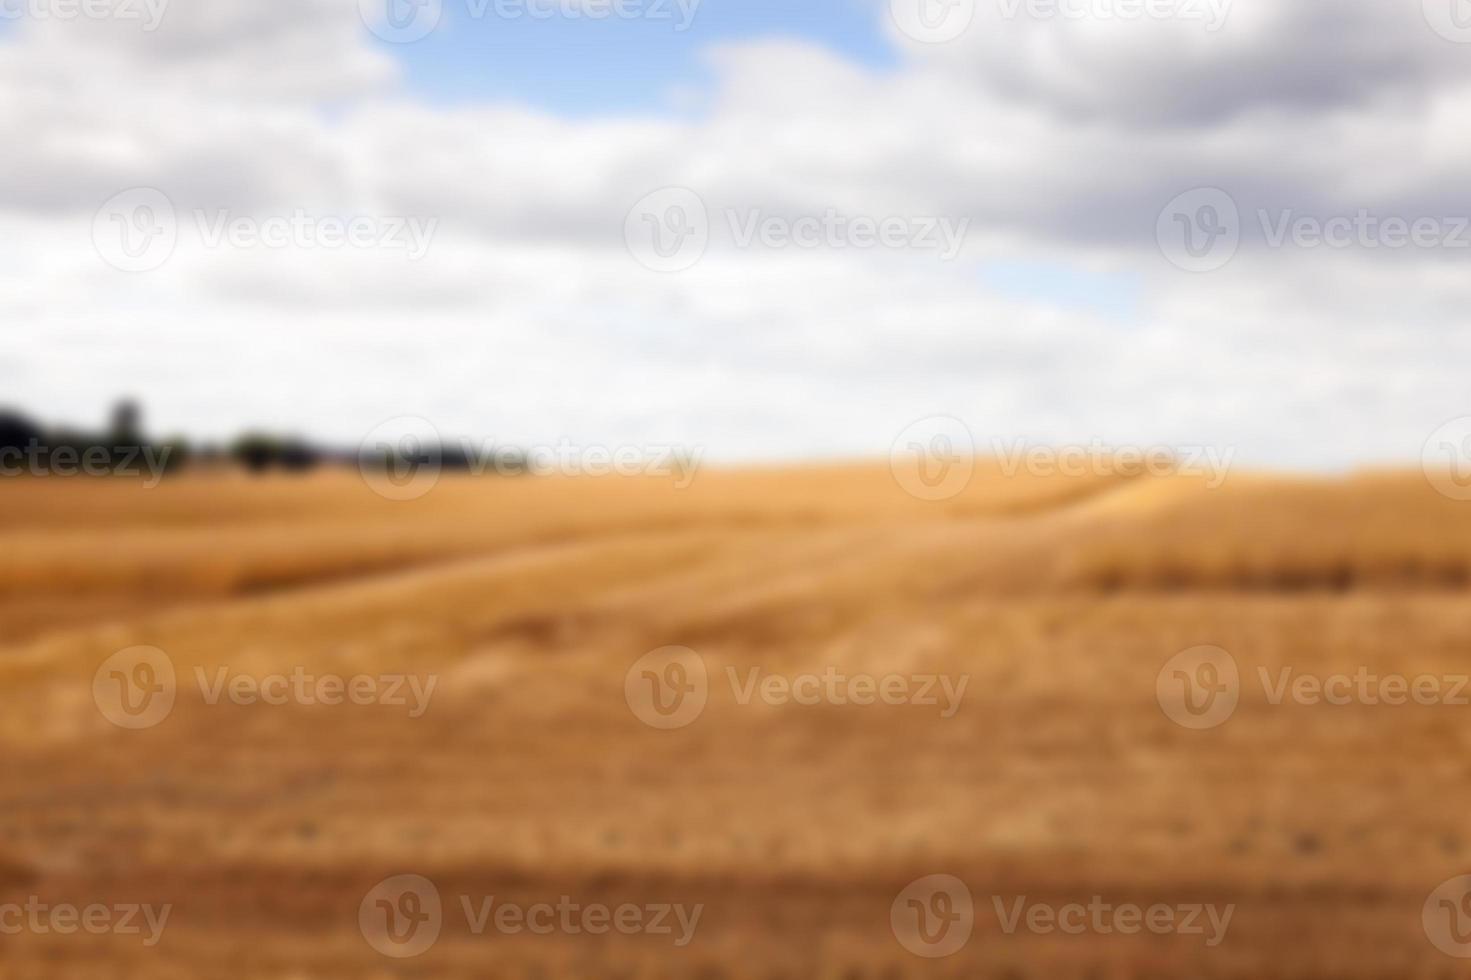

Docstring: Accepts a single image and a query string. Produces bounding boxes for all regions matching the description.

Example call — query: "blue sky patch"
[378,0,895,113]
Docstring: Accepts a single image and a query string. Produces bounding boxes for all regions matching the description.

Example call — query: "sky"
[3,0,1471,469]
[388,0,895,112]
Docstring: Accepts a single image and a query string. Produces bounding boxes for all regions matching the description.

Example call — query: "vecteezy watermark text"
[93,646,438,730]
[887,415,1235,502]
[624,646,968,729]
[996,0,1229,28]
[474,0,698,27]
[0,440,172,486]
[888,0,1229,45]
[93,188,438,272]
[358,0,700,44]
[0,899,171,947]
[359,875,701,959]
[727,666,968,718]
[991,894,1233,946]
[193,210,437,259]
[0,0,168,29]
[195,666,437,718]
[1159,187,1471,272]
[358,416,704,501]
[889,875,1233,958]
[724,209,969,260]
[625,188,970,272]
[992,438,1235,489]
[1158,645,1471,730]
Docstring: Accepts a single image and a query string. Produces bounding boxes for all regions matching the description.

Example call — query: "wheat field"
[3,464,1470,977]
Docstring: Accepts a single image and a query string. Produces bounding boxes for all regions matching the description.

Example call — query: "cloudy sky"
[2,0,1470,468]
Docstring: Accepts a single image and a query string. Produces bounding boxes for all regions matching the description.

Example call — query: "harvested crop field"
[3,464,1470,977]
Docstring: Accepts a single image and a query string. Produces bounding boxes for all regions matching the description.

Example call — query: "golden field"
[4,463,1471,977]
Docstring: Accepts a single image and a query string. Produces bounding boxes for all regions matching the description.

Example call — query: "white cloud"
[1,0,1469,469]
[897,0,1471,124]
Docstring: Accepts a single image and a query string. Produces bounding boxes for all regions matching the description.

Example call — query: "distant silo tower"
[110,399,143,445]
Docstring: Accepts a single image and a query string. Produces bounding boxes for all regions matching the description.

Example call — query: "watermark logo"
[1157,187,1240,273]
[359,416,444,502]
[360,875,443,958]
[1423,417,1471,501]
[359,0,442,42]
[1156,645,1239,730]
[93,187,177,274]
[1425,875,1471,956]
[625,646,708,729]
[891,875,974,957]
[93,646,176,730]
[1424,0,1471,43]
[889,0,975,43]
[890,416,974,501]
[625,187,710,273]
